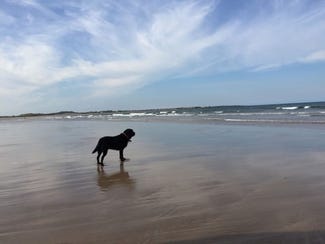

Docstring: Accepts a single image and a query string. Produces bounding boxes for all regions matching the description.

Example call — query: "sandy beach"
[1,119,325,243]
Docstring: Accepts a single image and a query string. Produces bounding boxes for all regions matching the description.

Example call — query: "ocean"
[11,101,325,125]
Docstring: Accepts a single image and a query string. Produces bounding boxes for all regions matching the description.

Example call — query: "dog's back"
[92,135,127,153]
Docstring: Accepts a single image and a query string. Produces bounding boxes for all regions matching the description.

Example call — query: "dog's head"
[123,128,135,141]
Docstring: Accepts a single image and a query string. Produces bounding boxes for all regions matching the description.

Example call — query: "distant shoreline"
[2,101,325,118]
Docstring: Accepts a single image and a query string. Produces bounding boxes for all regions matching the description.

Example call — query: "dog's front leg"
[119,149,126,162]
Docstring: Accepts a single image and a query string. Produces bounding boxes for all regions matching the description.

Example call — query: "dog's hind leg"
[96,152,101,164]
[100,149,108,165]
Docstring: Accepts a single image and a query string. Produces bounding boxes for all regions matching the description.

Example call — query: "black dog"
[92,129,135,165]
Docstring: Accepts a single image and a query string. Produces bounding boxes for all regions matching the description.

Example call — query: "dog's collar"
[122,133,132,142]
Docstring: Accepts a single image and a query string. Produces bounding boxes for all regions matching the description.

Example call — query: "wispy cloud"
[300,50,325,63]
[0,0,325,114]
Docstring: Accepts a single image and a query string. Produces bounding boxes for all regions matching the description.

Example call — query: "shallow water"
[1,120,325,243]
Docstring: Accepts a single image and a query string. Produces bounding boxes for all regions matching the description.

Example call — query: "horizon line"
[2,100,325,118]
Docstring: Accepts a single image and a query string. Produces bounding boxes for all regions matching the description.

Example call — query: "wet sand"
[1,120,325,243]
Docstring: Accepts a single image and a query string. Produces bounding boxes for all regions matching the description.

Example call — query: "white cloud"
[224,2,325,71]
[301,50,325,63]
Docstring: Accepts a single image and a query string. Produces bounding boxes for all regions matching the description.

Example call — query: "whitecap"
[112,113,129,117]
[280,106,298,110]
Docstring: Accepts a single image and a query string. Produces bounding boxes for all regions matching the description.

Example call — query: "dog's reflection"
[97,164,135,191]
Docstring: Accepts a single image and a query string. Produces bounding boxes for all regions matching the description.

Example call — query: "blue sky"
[0,0,325,115]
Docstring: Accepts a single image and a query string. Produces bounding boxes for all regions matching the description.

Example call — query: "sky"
[0,0,325,115]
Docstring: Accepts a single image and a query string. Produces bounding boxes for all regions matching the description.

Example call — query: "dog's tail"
[92,144,98,154]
